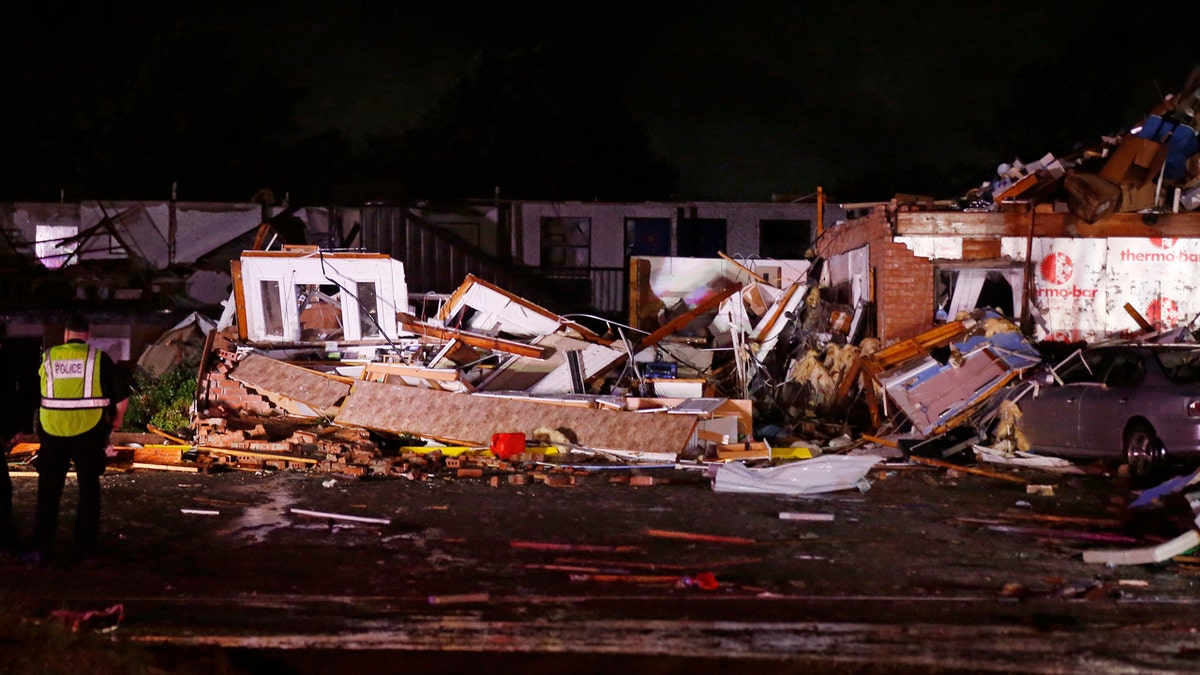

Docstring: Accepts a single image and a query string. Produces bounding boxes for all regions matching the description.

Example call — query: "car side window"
[1101,351,1144,387]
[1057,351,1108,384]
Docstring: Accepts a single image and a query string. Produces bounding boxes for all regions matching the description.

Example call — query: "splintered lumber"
[556,557,763,571]
[906,454,1027,484]
[204,447,319,465]
[716,441,771,461]
[397,313,551,359]
[645,529,756,545]
[569,574,686,584]
[637,284,742,350]
[132,462,200,473]
[427,593,490,605]
[335,380,700,456]
[511,541,644,554]
[147,424,190,445]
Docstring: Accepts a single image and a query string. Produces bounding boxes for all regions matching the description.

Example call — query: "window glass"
[260,280,284,337]
[1101,351,1144,387]
[296,284,344,341]
[1057,351,1109,384]
[357,282,381,337]
[540,217,591,267]
[1158,349,1200,383]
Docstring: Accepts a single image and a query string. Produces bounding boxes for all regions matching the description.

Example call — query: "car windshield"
[1156,349,1200,384]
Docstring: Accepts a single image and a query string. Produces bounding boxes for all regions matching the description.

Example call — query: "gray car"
[1016,343,1200,478]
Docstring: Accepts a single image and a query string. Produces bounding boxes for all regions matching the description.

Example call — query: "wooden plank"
[637,283,743,351]
[645,529,756,545]
[362,362,474,392]
[907,455,1026,484]
[132,462,200,473]
[203,447,319,465]
[231,259,248,341]
[397,313,551,359]
[335,380,700,455]
[896,210,1200,239]
[241,250,391,260]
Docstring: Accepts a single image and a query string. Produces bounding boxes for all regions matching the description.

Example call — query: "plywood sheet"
[230,353,352,412]
[335,380,700,454]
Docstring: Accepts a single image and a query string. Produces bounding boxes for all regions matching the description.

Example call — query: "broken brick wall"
[817,204,935,343]
[199,349,277,417]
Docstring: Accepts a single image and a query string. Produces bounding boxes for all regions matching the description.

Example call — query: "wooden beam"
[897,210,1200,239]
[907,454,1026,484]
[397,314,551,359]
[230,259,248,341]
[1124,303,1155,333]
[637,283,742,350]
[203,446,318,465]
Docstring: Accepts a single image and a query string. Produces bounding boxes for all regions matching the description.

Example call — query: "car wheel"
[1124,423,1165,480]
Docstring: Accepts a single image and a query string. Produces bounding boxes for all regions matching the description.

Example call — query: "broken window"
[540,217,591,267]
[935,267,1023,322]
[1057,350,1106,384]
[36,224,78,269]
[758,219,811,259]
[238,250,407,343]
[356,281,381,337]
[296,283,344,341]
[260,280,285,337]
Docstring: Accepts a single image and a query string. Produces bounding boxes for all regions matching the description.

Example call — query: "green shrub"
[123,364,197,438]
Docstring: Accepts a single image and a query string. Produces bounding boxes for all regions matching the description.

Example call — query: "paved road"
[4,460,1200,673]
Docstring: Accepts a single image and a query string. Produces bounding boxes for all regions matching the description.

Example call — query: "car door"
[1019,350,1109,454]
[1075,348,1145,458]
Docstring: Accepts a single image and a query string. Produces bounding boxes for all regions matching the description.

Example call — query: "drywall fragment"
[779,512,835,522]
[1082,529,1200,565]
[712,455,883,495]
[289,508,391,525]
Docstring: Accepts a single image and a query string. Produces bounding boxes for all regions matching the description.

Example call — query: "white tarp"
[712,455,884,495]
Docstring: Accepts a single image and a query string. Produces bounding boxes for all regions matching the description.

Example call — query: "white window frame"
[239,252,407,343]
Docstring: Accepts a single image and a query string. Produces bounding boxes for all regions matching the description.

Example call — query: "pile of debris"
[140,244,1066,494]
[957,66,1200,221]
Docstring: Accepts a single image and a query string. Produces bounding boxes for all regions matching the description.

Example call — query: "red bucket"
[490,432,526,460]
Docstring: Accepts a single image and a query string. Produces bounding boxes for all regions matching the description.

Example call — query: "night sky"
[6,1,1197,203]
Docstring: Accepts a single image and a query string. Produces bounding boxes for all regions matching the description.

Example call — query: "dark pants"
[34,424,109,554]
[0,449,13,544]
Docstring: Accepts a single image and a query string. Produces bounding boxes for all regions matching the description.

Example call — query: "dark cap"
[65,314,90,333]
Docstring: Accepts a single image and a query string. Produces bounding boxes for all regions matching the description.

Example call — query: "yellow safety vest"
[39,342,109,437]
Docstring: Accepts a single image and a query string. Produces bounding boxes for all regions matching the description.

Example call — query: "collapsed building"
[6,69,1200,501]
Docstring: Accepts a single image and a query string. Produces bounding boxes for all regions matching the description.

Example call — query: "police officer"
[27,314,129,564]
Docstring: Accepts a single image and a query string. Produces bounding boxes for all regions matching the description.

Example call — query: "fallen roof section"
[335,380,701,454]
